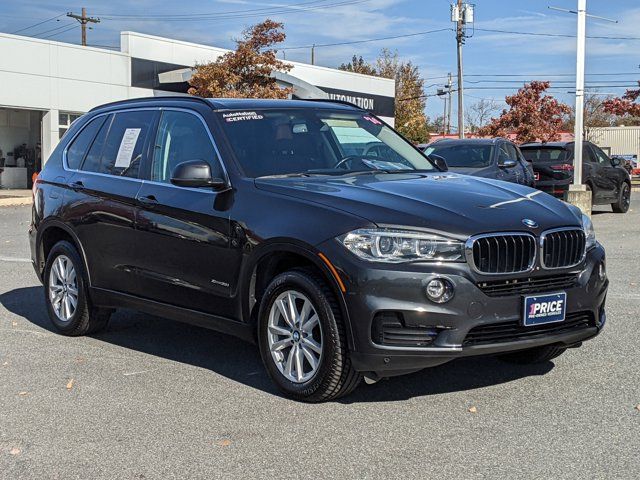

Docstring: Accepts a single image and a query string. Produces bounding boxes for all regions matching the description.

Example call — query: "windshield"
[424,143,494,168]
[217,109,435,177]
[521,148,569,163]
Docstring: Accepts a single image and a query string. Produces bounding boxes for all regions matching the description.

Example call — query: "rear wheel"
[258,269,361,402]
[44,240,111,336]
[497,345,566,364]
[612,182,630,213]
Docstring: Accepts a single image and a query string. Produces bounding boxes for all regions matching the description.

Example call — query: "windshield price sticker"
[223,111,264,122]
[362,115,382,125]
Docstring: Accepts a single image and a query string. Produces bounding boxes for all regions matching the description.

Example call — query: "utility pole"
[451,2,473,138]
[446,72,453,135]
[311,44,315,65]
[456,0,465,138]
[66,8,100,46]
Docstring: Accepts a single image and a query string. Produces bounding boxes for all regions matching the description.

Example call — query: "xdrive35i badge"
[522,218,538,228]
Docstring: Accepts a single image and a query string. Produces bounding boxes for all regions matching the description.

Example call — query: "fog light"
[426,278,454,303]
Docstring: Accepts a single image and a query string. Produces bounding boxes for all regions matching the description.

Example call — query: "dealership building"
[0,31,395,188]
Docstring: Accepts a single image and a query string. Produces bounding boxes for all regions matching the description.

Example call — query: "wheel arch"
[239,242,355,349]
[37,220,92,286]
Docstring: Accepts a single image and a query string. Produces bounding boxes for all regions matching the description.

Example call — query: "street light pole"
[572,0,586,187]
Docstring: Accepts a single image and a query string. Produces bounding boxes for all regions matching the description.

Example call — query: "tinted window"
[65,116,106,169]
[151,110,222,183]
[424,143,493,168]
[521,148,569,163]
[217,109,433,178]
[504,143,519,161]
[80,110,154,177]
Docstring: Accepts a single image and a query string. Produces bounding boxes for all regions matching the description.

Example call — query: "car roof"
[429,138,506,146]
[520,142,576,149]
[89,96,362,114]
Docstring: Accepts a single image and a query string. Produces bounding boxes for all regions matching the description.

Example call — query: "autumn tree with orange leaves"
[188,19,292,99]
[477,81,571,143]
[602,81,640,118]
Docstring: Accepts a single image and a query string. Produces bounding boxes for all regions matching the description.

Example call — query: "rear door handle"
[67,180,85,191]
[137,195,158,207]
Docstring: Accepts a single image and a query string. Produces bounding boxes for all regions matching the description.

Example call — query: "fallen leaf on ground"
[9,448,20,455]
[635,404,640,412]
[66,378,74,391]
[468,406,478,413]
[11,321,17,327]
[217,439,232,447]
[18,391,28,396]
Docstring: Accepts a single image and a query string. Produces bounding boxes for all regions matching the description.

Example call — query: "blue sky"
[2,0,639,125]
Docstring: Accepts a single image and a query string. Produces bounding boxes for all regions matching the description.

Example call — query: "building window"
[59,111,83,139]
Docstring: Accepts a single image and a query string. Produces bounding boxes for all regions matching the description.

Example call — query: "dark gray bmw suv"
[30,97,608,402]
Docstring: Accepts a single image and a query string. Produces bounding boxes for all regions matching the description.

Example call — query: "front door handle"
[67,180,85,191]
[137,195,158,207]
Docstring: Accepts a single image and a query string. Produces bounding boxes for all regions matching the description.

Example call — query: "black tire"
[43,240,111,336]
[257,269,361,402]
[497,345,566,365]
[612,182,630,213]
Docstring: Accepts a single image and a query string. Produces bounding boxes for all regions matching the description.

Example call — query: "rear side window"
[151,110,222,183]
[80,110,154,177]
[65,116,107,169]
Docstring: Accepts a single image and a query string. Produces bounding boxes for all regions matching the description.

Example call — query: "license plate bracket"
[523,292,567,326]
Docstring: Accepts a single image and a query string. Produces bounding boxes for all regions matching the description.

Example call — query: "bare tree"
[465,99,501,133]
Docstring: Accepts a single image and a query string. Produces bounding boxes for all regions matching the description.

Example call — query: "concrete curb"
[0,196,32,207]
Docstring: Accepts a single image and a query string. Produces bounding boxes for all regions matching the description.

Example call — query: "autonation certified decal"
[223,111,264,122]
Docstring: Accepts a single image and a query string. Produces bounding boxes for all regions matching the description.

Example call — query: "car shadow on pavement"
[2,286,554,403]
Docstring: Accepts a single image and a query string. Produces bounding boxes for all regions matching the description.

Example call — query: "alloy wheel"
[48,254,78,322]
[267,290,323,383]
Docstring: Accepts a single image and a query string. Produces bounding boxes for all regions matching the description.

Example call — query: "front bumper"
[319,240,608,376]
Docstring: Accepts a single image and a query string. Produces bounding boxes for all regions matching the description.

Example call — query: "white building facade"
[0,31,395,188]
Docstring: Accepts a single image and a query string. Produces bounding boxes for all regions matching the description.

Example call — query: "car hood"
[255,172,581,239]
[447,166,494,177]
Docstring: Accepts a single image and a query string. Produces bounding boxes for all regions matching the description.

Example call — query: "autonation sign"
[319,86,395,118]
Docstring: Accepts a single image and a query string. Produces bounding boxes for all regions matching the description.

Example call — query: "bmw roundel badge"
[522,218,538,228]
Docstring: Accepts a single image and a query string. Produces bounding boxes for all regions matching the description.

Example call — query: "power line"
[279,28,452,50]
[96,0,371,22]
[475,27,640,41]
[10,13,66,34]
[31,22,77,38]
[95,0,330,18]
[41,24,79,40]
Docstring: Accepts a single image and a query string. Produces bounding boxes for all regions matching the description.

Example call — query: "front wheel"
[612,182,630,213]
[497,345,566,364]
[257,269,361,402]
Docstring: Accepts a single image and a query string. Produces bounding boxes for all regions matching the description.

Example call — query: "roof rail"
[302,98,364,110]
[89,95,211,112]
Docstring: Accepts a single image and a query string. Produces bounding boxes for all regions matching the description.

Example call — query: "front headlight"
[338,228,465,263]
[581,214,596,250]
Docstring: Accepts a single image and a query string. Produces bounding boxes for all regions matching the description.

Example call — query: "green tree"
[338,55,377,76]
[339,50,429,142]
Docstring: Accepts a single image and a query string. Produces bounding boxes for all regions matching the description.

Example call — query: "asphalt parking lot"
[1,200,639,479]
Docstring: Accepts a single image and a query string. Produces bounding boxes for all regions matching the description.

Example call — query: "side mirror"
[170,160,227,190]
[428,154,448,171]
[499,158,518,168]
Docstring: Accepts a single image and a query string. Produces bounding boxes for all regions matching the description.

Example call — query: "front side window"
[425,143,493,168]
[80,110,154,177]
[217,109,434,178]
[590,145,611,165]
[65,116,107,169]
[151,110,222,183]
